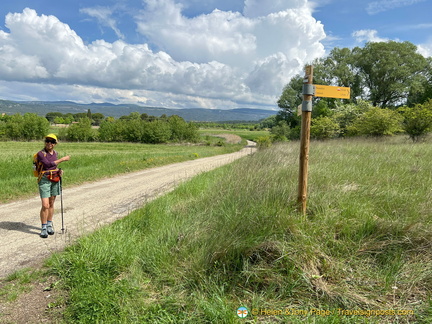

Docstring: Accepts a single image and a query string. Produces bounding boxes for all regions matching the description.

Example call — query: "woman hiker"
[35,134,70,238]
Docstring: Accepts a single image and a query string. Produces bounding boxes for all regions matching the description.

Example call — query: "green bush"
[99,119,127,142]
[168,115,199,143]
[142,120,172,144]
[66,118,98,142]
[399,99,432,142]
[270,121,290,142]
[256,135,272,149]
[0,113,49,141]
[310,116,340,140]
[333,100,372,136]
[348,107,403,137]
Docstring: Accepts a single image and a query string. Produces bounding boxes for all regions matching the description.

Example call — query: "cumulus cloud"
[417,40,432,57]
[0,1,326,108]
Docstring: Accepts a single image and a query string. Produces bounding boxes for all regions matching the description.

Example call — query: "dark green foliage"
[142,120,172,144]
[99,114,199,144]
[0,113,49,141]
[353,41,427,107]
[65,118,98,142]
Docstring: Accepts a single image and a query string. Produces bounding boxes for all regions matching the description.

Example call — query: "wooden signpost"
[297,66,350,214]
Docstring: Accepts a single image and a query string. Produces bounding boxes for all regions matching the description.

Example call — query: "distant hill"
[0,100,277,122]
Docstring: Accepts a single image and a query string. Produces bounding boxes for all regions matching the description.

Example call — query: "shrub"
[1,113,49,141]
[142,120,172,144]
[168,115,199,143]
[256,136,272,149]
[310,116,340,140]
[398,99,432,142]
[270,121,290,142]
[66,118,98,142]
[99,119,127,142]
[348,107,403,137]
[333,100,372,137]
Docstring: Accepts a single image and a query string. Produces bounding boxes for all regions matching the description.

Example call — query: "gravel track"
[0,142,256,278]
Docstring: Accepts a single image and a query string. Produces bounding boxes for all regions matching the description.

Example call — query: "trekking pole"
[60,174,65,234]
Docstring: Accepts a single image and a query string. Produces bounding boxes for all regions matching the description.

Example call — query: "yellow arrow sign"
[314,85,350,99]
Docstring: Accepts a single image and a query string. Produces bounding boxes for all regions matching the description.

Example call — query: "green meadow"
[198,129,269,142]
[2,136,432,323]
[0,140,244,203]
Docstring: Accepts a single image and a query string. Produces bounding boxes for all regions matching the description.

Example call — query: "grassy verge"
[43,136,431,323]
[0,140,243,203]
[0,268,43,303]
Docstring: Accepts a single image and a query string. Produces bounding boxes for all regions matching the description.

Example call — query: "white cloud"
[80,7,125,39]
[352,29,389,43]
[0,1,326,109]
[243,0,307,18]
[417,40,432,57]
[366,0,426,15]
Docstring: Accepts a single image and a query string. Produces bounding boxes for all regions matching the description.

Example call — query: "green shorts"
[38,176,61,198]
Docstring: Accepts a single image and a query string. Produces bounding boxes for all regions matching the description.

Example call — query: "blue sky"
[0,0,430,110]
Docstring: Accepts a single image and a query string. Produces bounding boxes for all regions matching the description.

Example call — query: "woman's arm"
[55,155,70,165]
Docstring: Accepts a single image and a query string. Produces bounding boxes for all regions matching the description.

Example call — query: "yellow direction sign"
[314,85,350,99]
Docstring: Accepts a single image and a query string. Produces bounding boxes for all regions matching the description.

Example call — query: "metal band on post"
[302,84,315,96]
[302,100,313,112]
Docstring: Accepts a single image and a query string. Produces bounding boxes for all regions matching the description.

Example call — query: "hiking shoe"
[47,225,54,235]
[40,228,48,238]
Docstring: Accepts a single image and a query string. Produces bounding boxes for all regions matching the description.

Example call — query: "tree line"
[0,112,200,144]
[271,41,432,143]
[65,114,199,144]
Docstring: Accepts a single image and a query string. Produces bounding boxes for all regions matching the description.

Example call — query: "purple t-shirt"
[37,149,58,172]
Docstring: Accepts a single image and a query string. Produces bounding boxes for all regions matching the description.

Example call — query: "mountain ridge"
[0,100,277,122]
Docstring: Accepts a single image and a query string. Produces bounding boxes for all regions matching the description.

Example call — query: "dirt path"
[0,141,256,279]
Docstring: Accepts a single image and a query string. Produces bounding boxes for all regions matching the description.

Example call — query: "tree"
[314,47,362,101]
[22,113,50,140]
[66,118,98,142]
[92,113,105,126]
[2,113,49,140]
[142,120,172,144]
[99,119,126,142]
[352,41,427,107]
[46,112,64,123]
[168,115,199,142]
[73,113,88,121]
[407,57,432,106]
[259,115,277,129]
[276,75,302,127]
[399,99,432,142]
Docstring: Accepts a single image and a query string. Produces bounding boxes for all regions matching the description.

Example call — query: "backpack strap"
[36,150,47,183]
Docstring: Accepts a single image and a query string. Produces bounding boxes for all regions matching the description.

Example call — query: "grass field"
[2,136,432,323]
[198,129,269,142]
[0,140,244,203]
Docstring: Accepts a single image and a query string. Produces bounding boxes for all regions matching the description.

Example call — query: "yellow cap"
[45,134,58,142]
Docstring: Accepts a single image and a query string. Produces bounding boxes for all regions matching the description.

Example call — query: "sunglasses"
[45,139,57,144]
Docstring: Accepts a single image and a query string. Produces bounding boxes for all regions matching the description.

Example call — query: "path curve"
[0,142,256,278]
